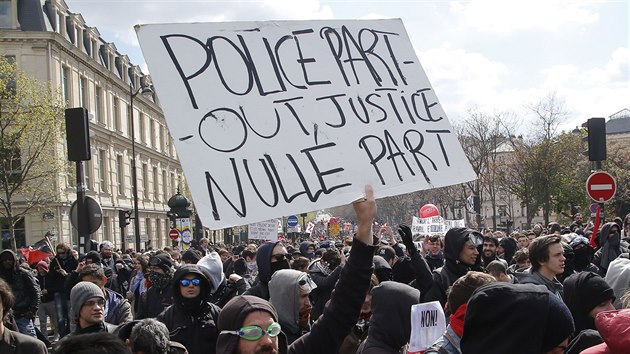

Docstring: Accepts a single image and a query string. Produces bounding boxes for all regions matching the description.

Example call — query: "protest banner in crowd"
[136,19,475,229]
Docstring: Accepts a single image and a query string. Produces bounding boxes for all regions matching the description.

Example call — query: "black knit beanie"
[541,294,575,352]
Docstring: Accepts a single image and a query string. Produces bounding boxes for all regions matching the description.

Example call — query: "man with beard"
[481,236,500,268]
[137,254,174,319]
[216,185,377,354]
[0,250,40,337]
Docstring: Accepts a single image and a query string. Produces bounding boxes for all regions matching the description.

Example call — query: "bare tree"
[0,57,65,251]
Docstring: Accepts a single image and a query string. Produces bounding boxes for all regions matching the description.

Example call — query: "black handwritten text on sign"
[136,19,475,229]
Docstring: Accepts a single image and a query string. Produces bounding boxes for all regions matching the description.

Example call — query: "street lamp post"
[129,83,153,252]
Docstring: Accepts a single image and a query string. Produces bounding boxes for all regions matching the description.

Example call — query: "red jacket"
[581,309,630,354]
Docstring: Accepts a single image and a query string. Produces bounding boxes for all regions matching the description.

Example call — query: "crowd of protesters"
[1,191,629,353]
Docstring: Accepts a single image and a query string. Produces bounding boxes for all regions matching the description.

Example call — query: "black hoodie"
[358,282,420,353]
[418,228,483,306]
[158,264,221,354]
[462,283,575,354]
[244,241,289,300]
[0,249,40,317]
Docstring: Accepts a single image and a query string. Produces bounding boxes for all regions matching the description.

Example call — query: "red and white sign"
[169,229,180,240]
[586,171,616,203]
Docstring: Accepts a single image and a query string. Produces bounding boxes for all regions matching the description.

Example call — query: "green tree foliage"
[0,57,65,251]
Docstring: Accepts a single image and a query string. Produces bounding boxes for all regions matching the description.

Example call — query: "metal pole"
[129,84,141,252]
[76,161,88,254]
[596,160,605,224]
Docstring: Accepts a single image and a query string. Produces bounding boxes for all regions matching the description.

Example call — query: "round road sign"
[169,229,180,240]
[287,215,299,227]
[586,171,616,203]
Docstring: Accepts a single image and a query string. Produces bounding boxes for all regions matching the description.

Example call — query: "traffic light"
[119,209,132,228]
[584,118,607,162]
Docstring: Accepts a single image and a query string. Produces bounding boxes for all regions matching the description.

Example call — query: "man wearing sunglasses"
[157,264,221,354]
[244,241,292,301]
[217,185,378,354]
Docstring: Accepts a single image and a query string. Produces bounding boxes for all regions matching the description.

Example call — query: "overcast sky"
[66,0,628,134]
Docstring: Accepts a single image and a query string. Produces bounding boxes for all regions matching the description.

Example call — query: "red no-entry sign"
[169,229,180,240]
[586,171,616,203]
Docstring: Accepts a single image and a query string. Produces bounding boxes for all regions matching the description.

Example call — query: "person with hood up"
[562,272,615,354]
[580,309,630,354]
[498,236,518,266]
[215,184,377,354]
[198,252,249,308]
[0,249,40,337]
[299,241,316,261]
[604,254,630,309]
[403,227,483,306]
[244,241,291,300]
[570,236,599,273]
[357,281,420,353]
[461,282,575,354]
[593,222,628,276]
[268,269,318,344]
[307,248,344,321]
[158,264,221,354]
[137,253,174,319]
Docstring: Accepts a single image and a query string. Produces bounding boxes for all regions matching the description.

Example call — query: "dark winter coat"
[158,265,221,354]
[0,250,40,317]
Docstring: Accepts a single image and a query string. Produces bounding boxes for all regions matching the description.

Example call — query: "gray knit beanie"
[70,281,105,320]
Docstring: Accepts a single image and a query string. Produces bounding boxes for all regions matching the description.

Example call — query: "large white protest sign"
[248,219,279,241]
[408,301,446,353]
[136,19,476,229]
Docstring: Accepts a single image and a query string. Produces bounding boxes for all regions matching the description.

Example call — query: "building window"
[56,12,64,34]
[145,218,152,243]
[156,219,162,248]
[75,27,82,49]
[91,39,98,60]
[139,113,145,143]
[170,172,176,195]
[2,55,16,95]
[152,167,159,201]
[158,125,164,152]
[99,149,108,193]
[117,155,125,196]
[0,0,12,28]
[149,119,156,148]
[142,163,149,199]
[1,217,25,249]
[79,77,88,109]
[95,85,103,123]
[102,216,110,240]
[162,170,168,201]
[84,159,92,191]
[113,97,120,131]
[61,66,70,103]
